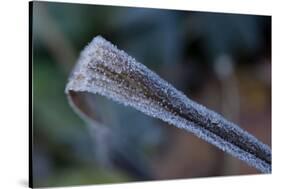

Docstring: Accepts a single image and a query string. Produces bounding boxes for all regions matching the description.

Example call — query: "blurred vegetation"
[32,1,271,187]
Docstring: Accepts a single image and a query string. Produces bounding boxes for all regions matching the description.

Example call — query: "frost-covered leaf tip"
[65,35,272,173]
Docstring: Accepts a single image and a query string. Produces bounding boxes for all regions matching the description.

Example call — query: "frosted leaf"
[65,35,271,173]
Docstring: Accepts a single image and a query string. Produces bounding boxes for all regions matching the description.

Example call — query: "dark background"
[32,1,271,187]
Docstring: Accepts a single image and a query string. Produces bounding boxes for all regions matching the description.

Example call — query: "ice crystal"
[66,36,271,173]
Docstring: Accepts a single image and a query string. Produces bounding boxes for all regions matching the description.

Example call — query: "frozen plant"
[65,36,271,173]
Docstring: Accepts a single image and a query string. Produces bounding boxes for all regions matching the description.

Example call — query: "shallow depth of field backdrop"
[31,1,271,187]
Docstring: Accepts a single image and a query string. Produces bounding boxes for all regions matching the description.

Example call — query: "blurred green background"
[32,1,271,187]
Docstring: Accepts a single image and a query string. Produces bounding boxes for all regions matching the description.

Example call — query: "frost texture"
[66,36,272,173]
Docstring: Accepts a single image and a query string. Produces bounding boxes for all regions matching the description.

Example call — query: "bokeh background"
[31,1,271,187]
